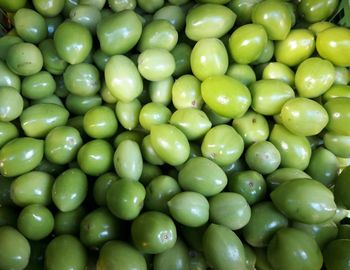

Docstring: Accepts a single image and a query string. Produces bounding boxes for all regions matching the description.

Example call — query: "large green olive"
[38,39,67,75]
[249,79,295,116]
[0,86,24,122]
[201,75,251,119]
[150,124,190,166]
[190,38,228,81]
[323,239,350,270]
[65,94,102,115]
[97,240,147,270]
[201,124,244,166]
[20,103,69,138]
[105,55,143,102]
[97,10,142,55]
[0,0,27,12]
[14,8,47,44]
[70,5,102,33]
[54,20,92,64]
[280,97,329,136]
[10,171,54,206]
[0,60,21,90]
[324,97,350,136]
[262,62,295,86]
[141,135,164,165]
[227,0,261,25]
[116,99,141,130]
[226,63,257,86]
[251,0,292,40]
[209,192,251,230]
[0,122,18,148]
[203,223,246,270]
[139,102,172,131]
[6,42,43,76]
[179,157,227,196]
[131,211,177,254]
[21,71,56,100]
[168,191,209,227]
[243,201,288,248]
[77,139,113,176]
[274,29,315,66]
[271,178,337,224]
[267,228,323,270]
[33,0,65,17]
[149,76,173,106]
[229,23,267,64]
[266,168,311,190]
[316,26,350,67]
[17,204,54,240]
[269,124,312,170]
[323,84,350,102]
[0,226,30,270]
[324,132,350,158]
[83,106,118,138]
[298,0,339,23]
[54,206,86,235]
[52,168,88,212]
[153,5,185,31]
[185,3,236,41]
[0,137,44,177]
[45,234,87,270]
[171,74,202,109]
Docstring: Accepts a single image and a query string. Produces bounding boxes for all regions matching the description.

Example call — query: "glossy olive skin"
[334,166,350,209]
[267,228,323,270]
[0,137,44,177]
[11,171,54,206]
[0,86,24,122]
[266,168,311,190]
[271,178,336,224]
[45,126,83,165]
[54,206,86,235]
[0,226,30,270]
[21,71,56,100]
[324,132,350,158]
[131,211,177,254]
[316,26,350,67]
[243,201,288,248]
[93,172,118,206]
[0,60,21,90]
[203,223,246,270]
[323,239,350,270]
[269,124,311,170]
[251,0,292,40]
[172,74,202,109]
[20,103,69,138]
[178,157,227,197]
[168,191,209,227]
[298,0,339,23]
[52,168,88,212]
[69,5,102,34]
[325,97,350,136]
[139,102,172,131]
[54,20,92,64]
[38,39,67,75]
[201,75,251,119]
[185,3,236,41]
[171,42,192,77]
[80,207,121,249]
[97,240,147,270]
[292,220,338,249]
[106,179,146,220]
[262,62,295,86]
[190,38,228,81]
[97,10,142,55]
[45,234,87,270]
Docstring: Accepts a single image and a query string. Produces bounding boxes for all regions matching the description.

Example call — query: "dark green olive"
[334,166,350,209]
[54,206,86,235]
[93,172,118,206]
[38,39,67,75]
[324,239,350,270]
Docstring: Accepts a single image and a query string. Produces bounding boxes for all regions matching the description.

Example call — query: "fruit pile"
[0,0,350,269]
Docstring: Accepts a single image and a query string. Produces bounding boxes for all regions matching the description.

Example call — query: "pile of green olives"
[0,0,350,269]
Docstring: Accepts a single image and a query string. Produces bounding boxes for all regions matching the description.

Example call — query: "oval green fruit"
[38,39,67,75]
[0,86,24,122]
[323,239,350,270]
[324,97,350,136]
[21,71,56,100]
[324,132,350,158]
[0,122,18,148]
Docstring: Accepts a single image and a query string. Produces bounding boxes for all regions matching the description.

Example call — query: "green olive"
[97,10,142,55]
[20,103,69,138]
[0,137,44,177]
[324,132,350,158]
[131,211,177,254]
[105,54,143,102]
[323,239,350,270]
[38,39,67,75]
[141,135,164,165]
[249,79,295,116]
[168,191,209,227]
[70,5,102,34]
[227,0,260,25]
[148,76,173,105]
[108,0,136,12]
[269,124,312,170]
[267,228,323,270]
[54,206,86,235]
[271,178,337,224]
[0,35,23,61]
[0,226,30,270]
[6,42,43,76]
[45,15,64,38]
[171,42,192,77]
[201,75,251,119]
[77,139,113,176]
[33,0,65,17]
[80,207,121,249]
[226,63,256,86]
[203,223,246,270]
[228,170,266,205]
[178,156,227,196]
[172,74,202,109]
[153,5,185,31]
[21,71,56,100]
[190,38,228,81]
[185,3,236,41]
[14,8,47,43]
[54,20,92,64]
[323,85,350,102]
[209,192,251,230]
[17,204,54,240]
[45,234,87,270]
[334,166,350,209]
[0,86,24,122]
[116,99,141,130]
[139,102,172,131]
[10,171,54,207]
[150,124,190,166]
[298,0,339,23]
[65,94,102,115]
[0,0,27,12]
[325,97,350,136]
[243,201,288,248]
[52,168,88,212]
[201,124,244,166]
[97,240,147,270]
[93,172,118,206]
[261,62,295,86]
[0,60,21,90]
[266,168,311,190]
[0,122,18,149]
[114,140,143,181]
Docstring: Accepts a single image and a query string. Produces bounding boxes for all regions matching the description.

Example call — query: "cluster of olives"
[0,0,350,269]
